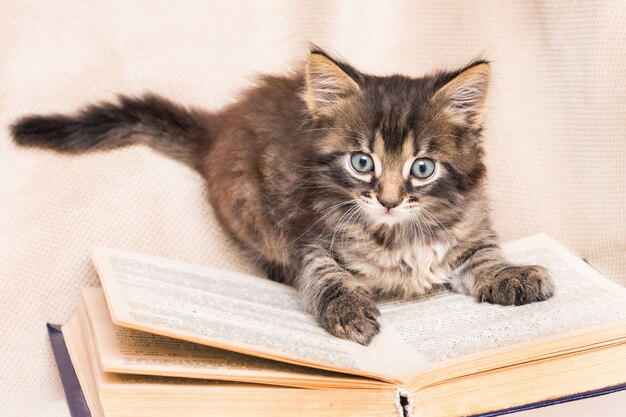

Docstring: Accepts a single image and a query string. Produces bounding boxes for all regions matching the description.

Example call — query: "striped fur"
[11,49,553,345]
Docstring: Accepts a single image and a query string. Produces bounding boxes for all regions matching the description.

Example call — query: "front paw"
[318,288,380,345]
[475,265,554,306]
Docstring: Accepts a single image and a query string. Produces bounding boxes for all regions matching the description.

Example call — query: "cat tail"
[10,94,213,171]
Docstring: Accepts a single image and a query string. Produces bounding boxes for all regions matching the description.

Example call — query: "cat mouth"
[358,198,412,225]
[372,206,409,225]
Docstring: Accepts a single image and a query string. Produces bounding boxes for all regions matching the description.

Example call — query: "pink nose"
[377,196,402,209]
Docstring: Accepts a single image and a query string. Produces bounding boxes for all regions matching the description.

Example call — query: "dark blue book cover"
[48,324,91,417]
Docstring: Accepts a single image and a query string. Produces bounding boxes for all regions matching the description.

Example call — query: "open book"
[56,234,626,417]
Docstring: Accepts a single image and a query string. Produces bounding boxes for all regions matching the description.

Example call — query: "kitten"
[11,48,554,345]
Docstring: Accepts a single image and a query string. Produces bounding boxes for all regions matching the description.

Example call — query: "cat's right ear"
[303,50,361,117]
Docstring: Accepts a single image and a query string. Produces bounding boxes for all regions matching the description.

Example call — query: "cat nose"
[377,196,402,209]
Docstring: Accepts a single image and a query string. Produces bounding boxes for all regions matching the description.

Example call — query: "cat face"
[344,133,443,225]
[302,51,489,232]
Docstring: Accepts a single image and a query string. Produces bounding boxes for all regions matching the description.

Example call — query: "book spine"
[395,386,413,417]
[47,323,92,417]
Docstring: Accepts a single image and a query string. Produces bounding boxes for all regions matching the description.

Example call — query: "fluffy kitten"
[11,49,554,345]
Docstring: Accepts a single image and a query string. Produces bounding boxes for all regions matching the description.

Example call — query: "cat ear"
[303,50,361,117]
[433,60,490,128]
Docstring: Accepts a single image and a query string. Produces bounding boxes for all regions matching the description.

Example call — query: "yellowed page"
[65,289,401,417]
[92,247,399,383]
[412,338,626,417]
[371,234,626,381]
[81,287,387,389]
[63,303,284,417]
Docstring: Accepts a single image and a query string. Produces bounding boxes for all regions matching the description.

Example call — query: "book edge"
[90,248,400,384]
[470,383,626,416]
[48,322,626,417]
[47,323,93,417]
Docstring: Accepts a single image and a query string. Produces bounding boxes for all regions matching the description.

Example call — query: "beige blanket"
[1,2,624,416]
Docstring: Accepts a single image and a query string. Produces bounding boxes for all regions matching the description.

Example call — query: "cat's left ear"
[432,60,490,128]
[303,50,361,118]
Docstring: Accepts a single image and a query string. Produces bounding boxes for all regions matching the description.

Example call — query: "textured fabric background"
[1,1,624,416]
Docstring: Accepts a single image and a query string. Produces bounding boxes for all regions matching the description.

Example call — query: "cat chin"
[370,209,411,226]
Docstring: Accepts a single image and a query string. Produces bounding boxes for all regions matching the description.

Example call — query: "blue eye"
[350,153,375,173]
[411,158,435,179]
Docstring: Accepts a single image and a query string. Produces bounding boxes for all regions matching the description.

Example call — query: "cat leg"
[298,249,380,345]
[450,241,555,305]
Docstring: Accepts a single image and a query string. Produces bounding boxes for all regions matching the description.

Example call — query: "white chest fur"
[344,240,453,298]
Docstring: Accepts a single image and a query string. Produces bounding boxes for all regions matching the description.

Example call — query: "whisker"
[423,199,464,222]
[273,200,353,248]
[329,205,359,256]
[421,207,456,244]
[340,204,363,254]
[415,209,435,242]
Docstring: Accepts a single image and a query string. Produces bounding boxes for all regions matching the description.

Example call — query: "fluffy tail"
[11,94,212,170]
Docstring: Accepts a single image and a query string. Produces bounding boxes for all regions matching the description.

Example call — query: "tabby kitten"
[11,49,554,345]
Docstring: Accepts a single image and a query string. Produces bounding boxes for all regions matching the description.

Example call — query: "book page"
[373,234,626,373]
[81,287,387,389]
[92,248,397,382]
